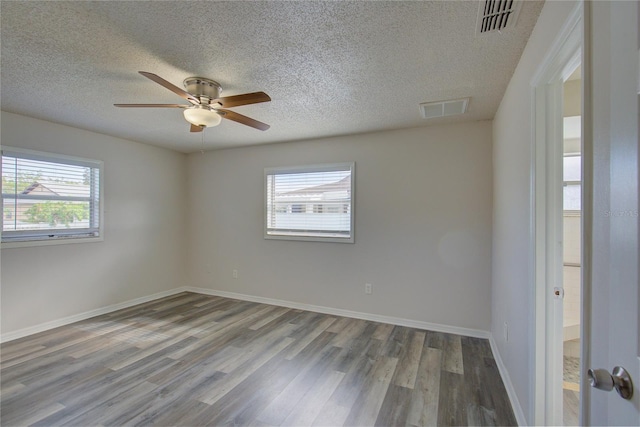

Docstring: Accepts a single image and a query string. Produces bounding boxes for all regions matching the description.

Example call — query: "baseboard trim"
[489,335,527,426]
[184,286,490,339]
[1,284,490,343]
[0,287,189,343]
[563,324,580,341]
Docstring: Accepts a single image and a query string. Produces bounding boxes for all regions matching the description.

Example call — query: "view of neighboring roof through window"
[1,147,103,246]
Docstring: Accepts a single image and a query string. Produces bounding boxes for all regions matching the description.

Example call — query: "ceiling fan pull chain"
[201,128,205,154]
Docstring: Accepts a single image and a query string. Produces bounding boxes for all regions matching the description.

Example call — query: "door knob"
[587,366,634,399]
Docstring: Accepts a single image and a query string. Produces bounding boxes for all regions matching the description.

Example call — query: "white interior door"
[585,0,639,425]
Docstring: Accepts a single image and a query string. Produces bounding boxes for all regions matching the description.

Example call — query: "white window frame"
[264,162,355,243]
[1,147,104,248]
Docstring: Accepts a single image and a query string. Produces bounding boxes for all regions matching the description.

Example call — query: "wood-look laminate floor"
[1,292,516,426]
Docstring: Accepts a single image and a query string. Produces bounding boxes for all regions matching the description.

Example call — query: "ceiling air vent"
[419,98,469,120]
[476,0,522,34]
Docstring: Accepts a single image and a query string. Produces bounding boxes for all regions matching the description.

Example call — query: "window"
[265,162,354,243]
[2,147,103,246]
[563,153,581,211]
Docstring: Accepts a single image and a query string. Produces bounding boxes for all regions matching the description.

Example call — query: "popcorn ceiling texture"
[0,1,543,152]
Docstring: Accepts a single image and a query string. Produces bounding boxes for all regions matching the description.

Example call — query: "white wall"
[563,79,581,117]
[1,112,188,335]
[187,122,493,331]
[491,0,578,423]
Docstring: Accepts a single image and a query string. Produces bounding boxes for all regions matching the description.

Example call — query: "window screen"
[265,163,354,243]
[2,147,103,244]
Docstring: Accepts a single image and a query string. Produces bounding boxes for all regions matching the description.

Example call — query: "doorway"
[534,2,639,425]
[561,66,582,426]
[531,3,583,425]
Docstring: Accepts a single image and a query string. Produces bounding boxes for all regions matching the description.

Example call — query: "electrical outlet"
[503,322,509,342]
[365,283,372,294]
[232,269,238,279]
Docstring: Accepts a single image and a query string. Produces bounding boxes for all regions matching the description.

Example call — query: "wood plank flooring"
[1,292,517,426]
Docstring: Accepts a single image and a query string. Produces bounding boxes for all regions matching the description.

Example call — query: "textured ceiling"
[1,1,543,153]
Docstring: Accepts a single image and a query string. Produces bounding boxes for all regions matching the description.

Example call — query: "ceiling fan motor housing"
[183,77,221,103]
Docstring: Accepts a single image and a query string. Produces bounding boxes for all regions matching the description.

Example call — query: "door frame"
[530,3,585,425]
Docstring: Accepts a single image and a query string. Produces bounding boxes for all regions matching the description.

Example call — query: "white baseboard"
[0,287,189,343]
[489,335,527,426]
[184,286,490,339]
[1,285,489,343]
[563,324,580,341]
[2,285,491,341]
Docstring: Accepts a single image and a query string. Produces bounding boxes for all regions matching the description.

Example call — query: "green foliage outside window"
[24,202,89,227]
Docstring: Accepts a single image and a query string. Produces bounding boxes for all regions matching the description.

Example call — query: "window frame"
[1,146,104,248]
[264,162,355,243]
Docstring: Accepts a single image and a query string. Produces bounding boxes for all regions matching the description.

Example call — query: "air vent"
[476,0,522,34]
[419,98,469,120]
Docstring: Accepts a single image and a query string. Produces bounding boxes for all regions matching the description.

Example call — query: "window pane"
[563,156,581,181]
[265,163,354,242]
[564,183,581,211]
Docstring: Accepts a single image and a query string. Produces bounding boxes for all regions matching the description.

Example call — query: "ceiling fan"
[115,71,271,132]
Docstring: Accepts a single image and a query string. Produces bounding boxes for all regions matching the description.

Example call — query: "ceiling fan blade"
[114,104,187,108]
[138,71,199,104]
[218,109,270,131]
[213,92,271,108]
[190,124,204,133]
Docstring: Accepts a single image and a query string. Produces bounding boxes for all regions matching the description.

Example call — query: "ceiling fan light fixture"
[183,106,221,127]
[115,72,270,131]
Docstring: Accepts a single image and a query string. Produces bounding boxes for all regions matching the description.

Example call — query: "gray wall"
[1,112,188,334]
[187,122,493,331]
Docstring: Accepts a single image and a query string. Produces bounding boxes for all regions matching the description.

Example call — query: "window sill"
[1,235,104,249]
[264,233,354,244]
